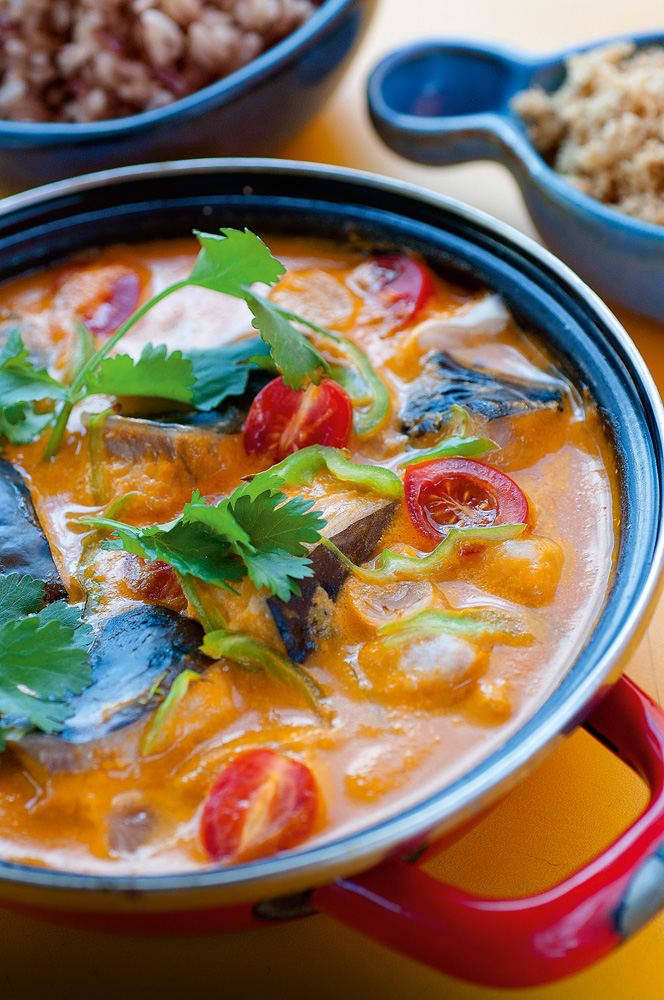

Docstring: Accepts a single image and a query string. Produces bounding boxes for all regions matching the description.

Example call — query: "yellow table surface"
[3,1,664,997]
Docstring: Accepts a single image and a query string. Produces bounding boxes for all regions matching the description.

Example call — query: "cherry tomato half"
[86,271,141,337]
[243,376,353,461]
[201,748,319,864]
[404,458,529,540]
[348,253,434,326]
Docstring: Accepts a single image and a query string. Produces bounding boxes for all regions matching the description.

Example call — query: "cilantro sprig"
[44,342,196,458]
[0,574,93,749]
[82,470,327,606]
[1,228,389,457]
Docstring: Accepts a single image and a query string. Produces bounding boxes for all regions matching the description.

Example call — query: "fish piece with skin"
[401,352,564,437]
[0,459,67,602]
[268,499,399,662]
[58,605,211,745]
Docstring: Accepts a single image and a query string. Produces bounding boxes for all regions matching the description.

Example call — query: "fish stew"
[0,233,616,874]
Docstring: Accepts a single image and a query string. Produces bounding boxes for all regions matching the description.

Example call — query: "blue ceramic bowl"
[367,30,664,321]
[0,0,375,190]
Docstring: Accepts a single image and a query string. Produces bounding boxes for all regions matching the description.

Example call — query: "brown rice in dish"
[512,42,664,225]
[0,0,321,123]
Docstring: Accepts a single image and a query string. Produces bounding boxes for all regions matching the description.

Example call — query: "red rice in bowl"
[0,0,321,123]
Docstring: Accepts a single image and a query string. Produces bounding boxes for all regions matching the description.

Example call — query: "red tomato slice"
[86,271,141,337]
[54,264,141,337]
[405,458,529,540]
[243,376,353,461]
[348,253,434,325]
[201,749,319,864]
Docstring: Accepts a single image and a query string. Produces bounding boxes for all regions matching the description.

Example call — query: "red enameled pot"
[1,160,663,988]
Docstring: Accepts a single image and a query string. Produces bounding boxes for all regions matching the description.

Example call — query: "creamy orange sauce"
[0,237,616,874]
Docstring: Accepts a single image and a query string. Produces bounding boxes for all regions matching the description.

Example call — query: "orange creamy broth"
[0,236,616,874]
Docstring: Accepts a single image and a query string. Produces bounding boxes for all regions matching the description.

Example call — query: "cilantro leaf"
[83,470,327,603]
[0,603,93,741]
[186,229,328,390]
[0,571,94,656]
[240,549,314,602]
[91,518,162,560]
[0,574,44,629]
[98,517,245,592]
[38,228,388,455]
[185,336,270,411]
[244,291,330,390]
[0,402,53,444]
[37,600,94,650]
[181,490,253,553]
[219,476,325,600]
[188,228,285,296]
[0,329,68,408]
[224,477,324,556]
[83,343,195,403]
[134,522,245,592]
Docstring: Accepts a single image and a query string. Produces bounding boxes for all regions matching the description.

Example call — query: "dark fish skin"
[59,606,211,744]
[0,459,67,602]
[148,406,246,435]
[401,352,564,437]
[268,500,399,663]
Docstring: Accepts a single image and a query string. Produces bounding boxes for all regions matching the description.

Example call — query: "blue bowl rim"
[0,0,357,140]
[368,27,664,242]
[0,157,661,899]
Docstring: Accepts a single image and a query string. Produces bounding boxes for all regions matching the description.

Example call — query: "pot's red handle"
[313,675,664,987]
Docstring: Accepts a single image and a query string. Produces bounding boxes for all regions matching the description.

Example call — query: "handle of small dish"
[367,38,546,170]
[313,675,664,987]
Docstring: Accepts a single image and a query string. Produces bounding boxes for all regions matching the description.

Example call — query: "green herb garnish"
[0,574,93,750]
[185,336,271,412]
[82,469,326,603]
[257,296,390,433]
[83,343,195,402]
[0,402,53,445]
[0,329,69,409]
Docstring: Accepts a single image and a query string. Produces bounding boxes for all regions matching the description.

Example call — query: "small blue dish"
[0,0,375,190]
[367,30,664,321]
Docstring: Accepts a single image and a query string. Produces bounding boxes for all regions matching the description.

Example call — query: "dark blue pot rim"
[0,0,356,140]
[368,28,664,240]
[0,158,661,899]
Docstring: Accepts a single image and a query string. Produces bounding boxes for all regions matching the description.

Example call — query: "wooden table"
[2,1,664,996]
